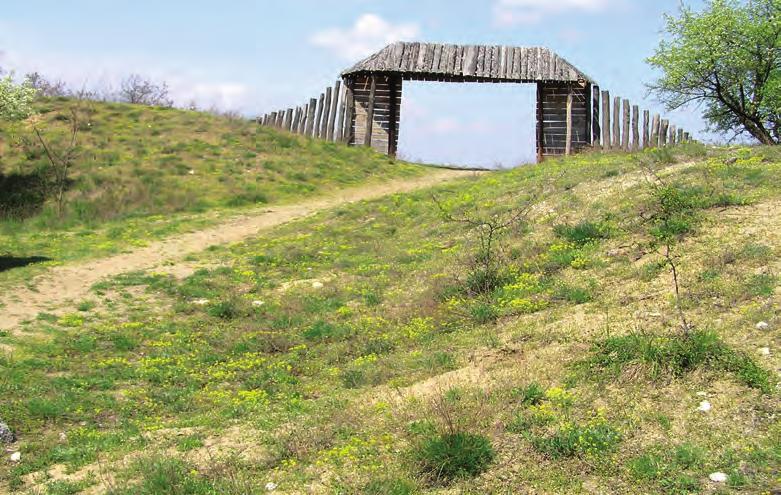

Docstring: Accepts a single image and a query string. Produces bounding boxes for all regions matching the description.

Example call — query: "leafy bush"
[513,382,545,406]
[415,432,495,483]
[554,221,611,246]
[531,418,621,459]
[207,300,239,319]
[581,329,773,393]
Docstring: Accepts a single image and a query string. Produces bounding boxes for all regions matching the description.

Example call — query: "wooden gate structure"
[341,42,593,161]
[259,42,694,162]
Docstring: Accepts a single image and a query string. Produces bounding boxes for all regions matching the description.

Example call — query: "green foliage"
[581,330,774,393]
[109,458,216,495]
[0,75,36,122]
[628,443,706,494]
[415,432,495,484]
[363,478,417,495]
[553,220,611,246]
[647,0,781,144]
[531,418,621,459]
[513,382,546,406]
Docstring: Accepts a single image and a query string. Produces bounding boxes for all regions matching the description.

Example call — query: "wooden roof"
[342,42,593,83]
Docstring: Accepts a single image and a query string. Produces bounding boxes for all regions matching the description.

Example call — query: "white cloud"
[310,14,419,60]
[494,0,612,26]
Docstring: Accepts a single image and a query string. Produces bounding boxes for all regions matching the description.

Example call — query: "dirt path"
[0,169,476,332]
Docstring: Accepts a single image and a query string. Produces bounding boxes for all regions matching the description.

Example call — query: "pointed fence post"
[622,99,630,151]
[327,81,341,141]
[565,92,573,156]
[612,96,621,150]
[660,119,669,146]
[336,82,347,142]
[305,99,317,137]
[592,85,601,149]
[283,109,293,131]
[632,105,640,151]
[314,93,325,138]
[601,90,611,149]
[321,87,332,139]
[650,114,661,147]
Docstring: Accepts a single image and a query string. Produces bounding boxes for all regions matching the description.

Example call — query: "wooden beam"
[622,99,630,151]
[283,109,292,131]
[677,127,684,143]
[301,104,309,134]
[305,99,317,137]
[670,124,677,145]
[650,114,660,147]
[643,110,650,149]
[335,82,347,142]
[537,83,544,162]
[632,105,639,151]
[612,96,621,150]
[592,85,601,148]
[315,93,325,138]
[364,75,376,147]
[327,80,341,141]
[660,119,669,146]
[683,131,690,142]
[601,90,610,149]
[565,92,573,156]
[344,80,355,144]
[269,112,278,129]
[321,87,332,139]
[388,76,400,157]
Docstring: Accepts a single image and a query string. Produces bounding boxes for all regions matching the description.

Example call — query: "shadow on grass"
[0,256,52,273]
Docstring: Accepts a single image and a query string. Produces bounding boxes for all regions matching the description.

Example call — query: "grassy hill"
[0,98,431,281]
[2,143,780,494]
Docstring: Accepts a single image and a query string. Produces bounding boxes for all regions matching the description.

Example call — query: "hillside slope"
[1,145,780,494]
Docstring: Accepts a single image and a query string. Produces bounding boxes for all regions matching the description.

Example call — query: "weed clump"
[415,431,495,483]
[581,330,774,393]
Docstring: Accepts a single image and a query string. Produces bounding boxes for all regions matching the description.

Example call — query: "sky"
[0,0,714,167]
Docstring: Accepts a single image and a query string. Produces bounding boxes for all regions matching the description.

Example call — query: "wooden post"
[601,90,611,149]
[321,87,332,139]
[670,125,677,145]
[327,81,341,141]
[344,81,355,144]
[632,105,640,151]
[315,93,325,138]
[622,99,630,151]
[388,76,399,157]
[336,82,347,142]
[269,112,278,129]
[592,85,601,149]
[364,75,376,147]
[277,111,285,128]
[660,119,669,146]
[300,104,309,134]
[683,132,690,142]
[293,107,302,134]
[612,96,620,150]
[650,114,660,147]
[283,109,293,131]
[305,99,317,137]
[643,110,650,149]
[565,92,573,156]
[677,128,684,143]
[536,83,544,162]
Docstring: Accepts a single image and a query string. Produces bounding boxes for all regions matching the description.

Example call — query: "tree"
[24,72,69,98]
[647,0,781,144]
[118,74,173,107]
[0,74,36,121]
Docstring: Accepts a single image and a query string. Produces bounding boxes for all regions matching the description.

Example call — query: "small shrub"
[531,417,621,459]
[554,221,611,246]
[580,330,774,393]
[513,382,545,406]
[207,300,239,319]
[470,300,499,324]
[415,432,495,483]
[364,478,417,495]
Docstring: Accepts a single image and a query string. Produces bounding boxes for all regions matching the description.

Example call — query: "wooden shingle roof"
[342,42,593,83]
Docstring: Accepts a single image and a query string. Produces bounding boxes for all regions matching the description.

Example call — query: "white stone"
[192,298,210,306]
[759,347,771,356]
[265,482,277,491]
[697,400,712,412]
[9,452,20,462]
[252,300,265,307]
[756,321,770,330]
[311,281,324,289]
[696,391,708,397]
[709,472,728,483]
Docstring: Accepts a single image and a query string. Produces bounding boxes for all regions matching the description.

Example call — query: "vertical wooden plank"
[364,75,376,147]
[683,132,690,142]
[327,80,341,141]
[670,125,677,145]
[269,112,277,129]
[565,92,573,156]
[315,93,325,138]
[388,76,400,157]
[292,107,301,134]
[601,91,610,149]
[592,85,601,148]
[622,99,630,151]
[305,99,317,137]
[321,87,333,139]
[632,105,640,151]
[301,104,309,134]
[650,114,660,147]
[643,110,650,149]
[536,83,544,162]
[284,108,293,131]
[344,81,355,144]
[660,119,669,146]
[335,83,346,142]
[612,96,621,150]
[677,127,684,144]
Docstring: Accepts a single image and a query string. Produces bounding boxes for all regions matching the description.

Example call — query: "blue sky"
[0,0,712,167]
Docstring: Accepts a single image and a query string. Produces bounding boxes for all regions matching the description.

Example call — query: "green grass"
[2,144,781,493]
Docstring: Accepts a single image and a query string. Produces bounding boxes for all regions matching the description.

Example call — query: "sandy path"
[0,169,476,332]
